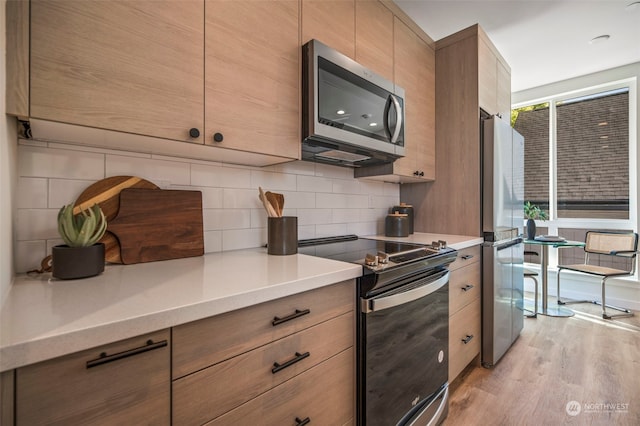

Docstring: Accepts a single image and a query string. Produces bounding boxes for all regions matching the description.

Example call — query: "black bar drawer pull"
[461,335,474,344]
[461,284,474,292]
[461,254,474,260]
[272,308,310,326]
[296,417,311,426]
[271,351,310,374]
[86,339,168,369]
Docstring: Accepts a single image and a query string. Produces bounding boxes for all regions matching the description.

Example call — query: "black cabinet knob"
[413,171,420,176]
[419,171,425,177]
[189,128,200,138]
[213,132,224,143]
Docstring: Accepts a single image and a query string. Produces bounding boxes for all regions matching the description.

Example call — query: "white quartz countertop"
[0,249,361,372]
[363,232,483,250]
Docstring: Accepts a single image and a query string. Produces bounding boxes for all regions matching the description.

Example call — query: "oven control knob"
[365,253,378,266]
[377,252,389,264]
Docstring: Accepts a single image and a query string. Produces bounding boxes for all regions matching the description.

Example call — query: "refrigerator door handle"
[496,238,524,251]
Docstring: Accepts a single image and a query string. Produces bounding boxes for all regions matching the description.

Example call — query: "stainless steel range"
[298,235,457,426]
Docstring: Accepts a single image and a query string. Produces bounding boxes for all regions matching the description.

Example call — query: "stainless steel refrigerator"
[481,114,525,367]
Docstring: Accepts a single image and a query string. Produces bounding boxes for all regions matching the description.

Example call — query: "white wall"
[1,0,17,305]
[14,140,399,273]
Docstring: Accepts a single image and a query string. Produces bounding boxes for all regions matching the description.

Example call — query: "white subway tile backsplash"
[332,178,360,194]
[17,178,47,209]
[191,163,251,188]
[49,179,97,208]
[297,175,333,193]
[199,187,224,209]
[15,240,47,273]
[204,231,222,253]
[251,170,297,191]
[16,209,59,241]
[105,154,190,186]
[297,209,332,226]
[222,228,265,251]
[13,144,397,273]
[223,188,263,209]
[19,145,105,179]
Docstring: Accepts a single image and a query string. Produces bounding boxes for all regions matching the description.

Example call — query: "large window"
[513,81,636,267]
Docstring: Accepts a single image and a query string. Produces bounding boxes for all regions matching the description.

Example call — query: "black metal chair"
[557,231,638,319]
[523,250,539,318]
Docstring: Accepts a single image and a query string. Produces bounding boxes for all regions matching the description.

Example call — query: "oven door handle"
[362,271,449,313]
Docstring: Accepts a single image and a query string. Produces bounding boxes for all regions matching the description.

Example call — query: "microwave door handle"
[383,94,403,144]
[383,95,393,141]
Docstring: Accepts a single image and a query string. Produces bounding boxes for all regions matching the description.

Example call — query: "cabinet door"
[496,61,512,120]
[204,348,354,426]
[30,0,204,143]
[449,297,481,381]
[478,37,498,115]
[205,0,299,159]
[355,0,393,81]
[15,330,170,425]
[392,18,435,180]
[302,0,355,58]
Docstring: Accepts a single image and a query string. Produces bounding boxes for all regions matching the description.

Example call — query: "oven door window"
[318,57,404,146]
[360,271,448,426]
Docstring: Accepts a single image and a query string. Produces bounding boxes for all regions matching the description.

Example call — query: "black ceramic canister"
[268,216,298,255]
[391,203,414,234]
[385,212,409,237]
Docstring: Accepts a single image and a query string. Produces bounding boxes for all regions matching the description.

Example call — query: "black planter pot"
[526,218,536,240]
[52,243,105,280]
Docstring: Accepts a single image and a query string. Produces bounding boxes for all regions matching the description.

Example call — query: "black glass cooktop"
[298,235,447,269]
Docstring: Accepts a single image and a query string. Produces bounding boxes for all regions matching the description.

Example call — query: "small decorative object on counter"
[268,216,298,255]
[52,203,107,279]
[524,201,548,241]
[385,212,409,237]
[391,202,414,234]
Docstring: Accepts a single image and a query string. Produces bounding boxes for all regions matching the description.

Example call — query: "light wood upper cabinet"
[204,0,300,159]
[302,0,356,58]
[355,0,394,81]
[402,24,511,236]
[30,0,204,143]
[356,17,435,183]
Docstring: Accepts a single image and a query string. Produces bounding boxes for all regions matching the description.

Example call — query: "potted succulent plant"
[524,201,548,240]
[52,203,107,279]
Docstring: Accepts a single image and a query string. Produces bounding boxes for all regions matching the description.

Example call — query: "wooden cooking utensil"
[265,191,281,217]
[74,176,159,263]
[258,187,278,217]
[107,188,204,264]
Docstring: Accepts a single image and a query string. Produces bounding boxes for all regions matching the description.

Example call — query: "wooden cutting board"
[74,176,160,263]
[108,188,204,264]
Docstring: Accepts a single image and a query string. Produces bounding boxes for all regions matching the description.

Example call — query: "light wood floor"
[444,300,640,426]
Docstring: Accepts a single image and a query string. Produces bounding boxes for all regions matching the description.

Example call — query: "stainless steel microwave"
[302,39,405,167]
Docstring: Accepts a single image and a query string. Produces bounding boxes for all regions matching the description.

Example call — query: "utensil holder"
[268,217,298,255]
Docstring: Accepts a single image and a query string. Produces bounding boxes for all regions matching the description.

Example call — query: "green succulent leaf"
[57,203,107,247]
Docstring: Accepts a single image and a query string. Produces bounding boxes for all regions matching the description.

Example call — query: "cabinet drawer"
[449,245,481,271]
[449,262,481,314]
[15,329,170,426]
[172,280,354,379]
[204,348,354,426]
[173,312,354,425]
[449,297,481,381]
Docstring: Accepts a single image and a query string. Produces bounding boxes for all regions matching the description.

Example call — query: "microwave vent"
[314,150,371,163]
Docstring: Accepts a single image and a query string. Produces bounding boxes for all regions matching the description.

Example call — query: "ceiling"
[393,0,640,92]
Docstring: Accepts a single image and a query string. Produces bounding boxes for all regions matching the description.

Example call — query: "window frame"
[514,77,637,268]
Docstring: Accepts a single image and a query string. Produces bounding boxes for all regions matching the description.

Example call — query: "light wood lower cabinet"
[449,297,481,381]
[173,312,353,425]
[448,246,482,381]
[205,348,354,426]
[172,280,356,425]
[14,329,170,426]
